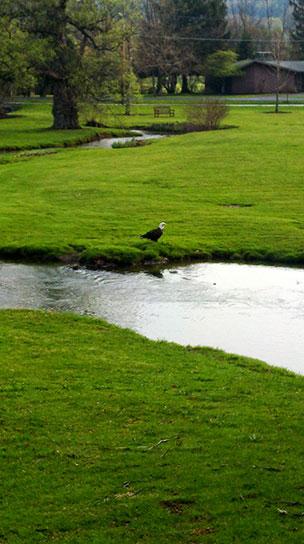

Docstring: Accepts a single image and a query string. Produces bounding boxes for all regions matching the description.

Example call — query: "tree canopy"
[1,0,128,128]
[0,16,33,116]
[136,0,228,94]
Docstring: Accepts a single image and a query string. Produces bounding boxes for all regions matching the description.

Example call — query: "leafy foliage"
[205,50,240,93]
[1,0,131,128]
[0,18,34,115]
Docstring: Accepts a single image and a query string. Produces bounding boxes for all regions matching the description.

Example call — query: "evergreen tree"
[237,30,256,59]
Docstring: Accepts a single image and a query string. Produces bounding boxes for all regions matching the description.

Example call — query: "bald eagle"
[140,222,166,242]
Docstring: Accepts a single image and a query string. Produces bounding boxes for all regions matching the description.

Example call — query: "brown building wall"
[227,63,299,94]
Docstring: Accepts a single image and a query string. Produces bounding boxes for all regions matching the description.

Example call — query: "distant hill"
[227,0,290,19]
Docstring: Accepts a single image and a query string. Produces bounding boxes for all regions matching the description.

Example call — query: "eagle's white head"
[159,222,166,230]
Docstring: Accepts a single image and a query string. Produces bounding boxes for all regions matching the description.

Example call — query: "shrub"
[185,99,229,131]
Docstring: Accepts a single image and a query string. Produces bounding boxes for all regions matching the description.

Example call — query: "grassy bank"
[1,309,304,543]
[0,102,304,266]
[0,101,129,151]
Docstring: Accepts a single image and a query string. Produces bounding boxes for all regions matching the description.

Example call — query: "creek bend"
[81,131,166,149]
[1,261,303,374]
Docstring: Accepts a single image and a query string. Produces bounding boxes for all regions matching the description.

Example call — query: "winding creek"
[82,131,166,149]
[1,261,304,374]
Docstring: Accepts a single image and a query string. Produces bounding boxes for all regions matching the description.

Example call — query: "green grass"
[1,102,304,543]
[0,101,128,151]
[1,101,304,266]
[1,309,304,543]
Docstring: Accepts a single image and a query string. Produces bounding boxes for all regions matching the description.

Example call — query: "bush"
[185,99,229,131]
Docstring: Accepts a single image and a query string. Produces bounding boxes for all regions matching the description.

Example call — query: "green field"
[1,101,304,543]
[0,101,130,151]
[0,101,304,266]
[1,309,304,544]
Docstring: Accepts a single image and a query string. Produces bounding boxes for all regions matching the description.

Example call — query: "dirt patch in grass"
[220,203,253,208]
[160,499,195,514]
[192,527,215,536]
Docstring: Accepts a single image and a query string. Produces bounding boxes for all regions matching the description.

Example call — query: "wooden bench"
[153,106,175,118]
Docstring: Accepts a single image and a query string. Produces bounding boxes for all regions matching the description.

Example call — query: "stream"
[0,261,304,374]
[82,131,166,149]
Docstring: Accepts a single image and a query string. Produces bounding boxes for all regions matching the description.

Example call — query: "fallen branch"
[146,435,180,451]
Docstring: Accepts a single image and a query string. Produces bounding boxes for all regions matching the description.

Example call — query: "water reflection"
[0,261,304,374]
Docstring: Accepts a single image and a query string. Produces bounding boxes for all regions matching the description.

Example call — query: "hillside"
[227,0,290,19]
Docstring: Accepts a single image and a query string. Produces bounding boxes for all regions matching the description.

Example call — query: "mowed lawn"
[0,101,122,151]
[1,309,304,544]
[1,103,304,543]
[0,103,304,264]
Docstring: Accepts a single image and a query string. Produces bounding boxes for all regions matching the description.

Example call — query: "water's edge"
[0,260,303,375]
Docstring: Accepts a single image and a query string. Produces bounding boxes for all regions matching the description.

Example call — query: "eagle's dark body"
[140,222,166,242]
[140,227,163,242]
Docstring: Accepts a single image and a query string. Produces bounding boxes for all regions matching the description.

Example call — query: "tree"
[237,29,257,58]
[2,0,121,129]
[136,0,185,95]
[137,0,228,94]
[168,0,228,93]
[290,0,304,57]
[205,50,240,93]
[228,0,271,60]
[263,0,291,112]
[0,17,33,116]
[117,0,141,114]
[230,0,263,28]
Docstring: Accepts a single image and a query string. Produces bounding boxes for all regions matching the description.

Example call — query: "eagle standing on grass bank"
[140,222,166,242]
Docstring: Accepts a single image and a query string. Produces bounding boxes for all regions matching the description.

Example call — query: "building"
[224,59,304,94]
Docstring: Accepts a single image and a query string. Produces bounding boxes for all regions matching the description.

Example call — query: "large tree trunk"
[52,80,80,129]
[0,100,6,118]
[182,75,189,94]
[156,76,164,95]
[165,74,177,94]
